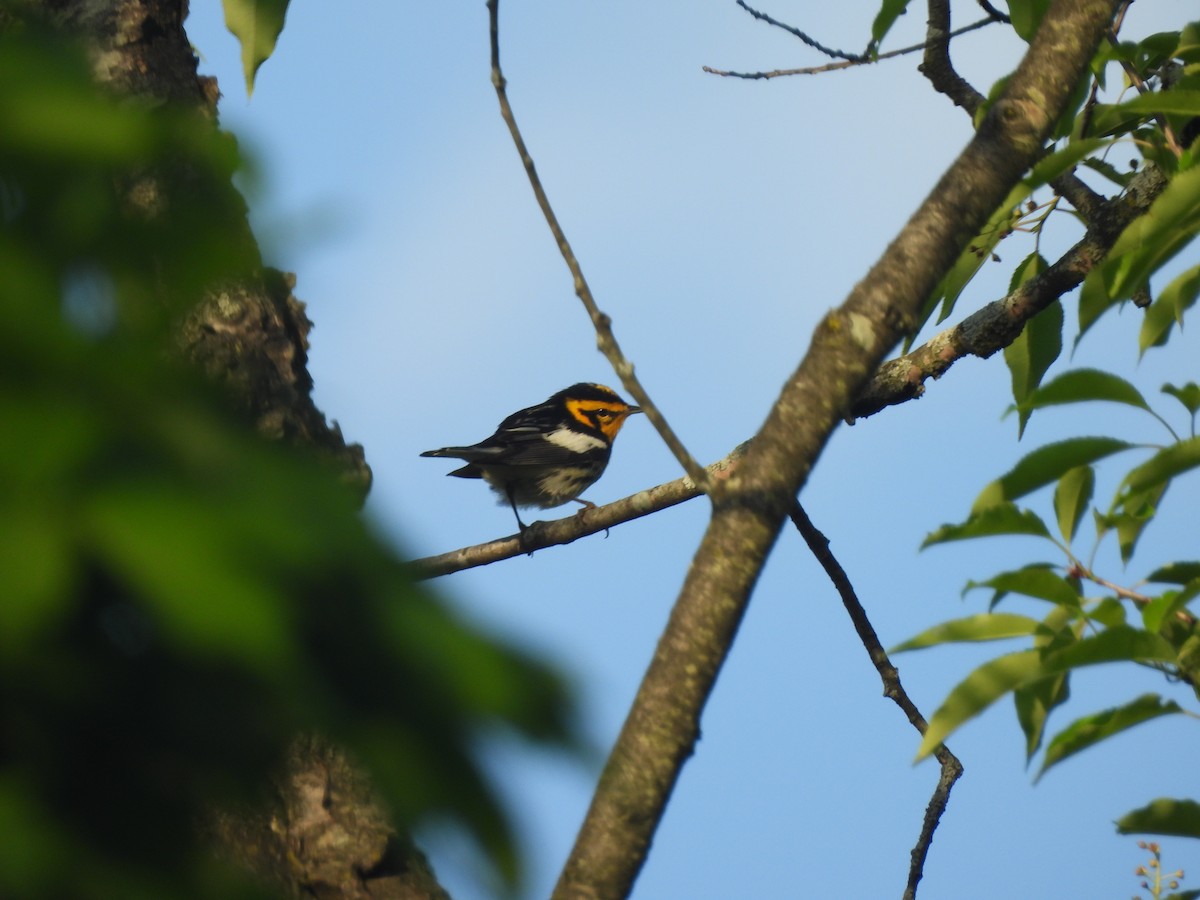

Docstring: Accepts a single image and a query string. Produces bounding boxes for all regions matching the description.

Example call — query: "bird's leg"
[571,498,608,538]
[506,486,531,547]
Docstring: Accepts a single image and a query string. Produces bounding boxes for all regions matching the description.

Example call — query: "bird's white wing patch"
[544,426,606,453]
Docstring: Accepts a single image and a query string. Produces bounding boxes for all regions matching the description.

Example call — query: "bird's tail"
[420,447,483,479]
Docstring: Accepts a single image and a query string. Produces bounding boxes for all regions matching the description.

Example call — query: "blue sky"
[186,3,1197,897]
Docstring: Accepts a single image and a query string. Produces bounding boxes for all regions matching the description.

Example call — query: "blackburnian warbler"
[421,383,642,532]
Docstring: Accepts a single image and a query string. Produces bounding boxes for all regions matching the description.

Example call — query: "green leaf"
[966,568,1081,608]
[1140,264,1200,355]
[1080,156,1134,188]
[1077,267,1122,343]
[922,504,1052,549]
[1026,139,1109,189]
[222,0,292,96]
[918,183,1028,332]
[1086,102,1156,139]
[1087,597,1127,628]
[1123,31,1186,74]
[1146,561,1200,585]
[1117,798,1200,839]
[973,437,1134,513]
[1107,89,1200,118]
[1101,483,1167,564]
[870,0,913,46]
[1162,382,1200,416]
[1037,694,1183,780]
[917,650,1044,759]
[1054,464,1094,545]
[1121,436,1200,495]
[916,627,1176,759]
[1026,368,1151,413]
[890,612,1042,653]
[1178,634,1200,690]
[1007,0,1052,42]
[1003,254,1058,437]
[1142,583,1200,633]
[1015,607,1077,760]
[1181,22,1200,64]
[1103,164,1200,305]
[1015,671,1070,761]
[1043,624,1176,671]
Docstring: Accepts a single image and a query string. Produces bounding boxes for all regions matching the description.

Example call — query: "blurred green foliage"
[0,20,571,899]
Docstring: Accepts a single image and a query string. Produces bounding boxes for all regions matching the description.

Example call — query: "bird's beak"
[628,406,643,415]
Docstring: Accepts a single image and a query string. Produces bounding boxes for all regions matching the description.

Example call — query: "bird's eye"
[596,409,613,419]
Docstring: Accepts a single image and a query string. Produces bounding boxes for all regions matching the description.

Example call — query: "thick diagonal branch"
[552,3,1121,897]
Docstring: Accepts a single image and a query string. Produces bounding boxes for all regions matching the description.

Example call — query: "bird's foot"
[572,499,608,538]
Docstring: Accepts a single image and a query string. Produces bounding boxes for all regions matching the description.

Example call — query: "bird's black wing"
[476,425,604,468]
[422,397,608,467]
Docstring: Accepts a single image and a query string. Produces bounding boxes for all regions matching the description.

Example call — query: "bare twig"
[976,0,1011,22]
[734,0,865,62]
[789,503,962,900]
[486,0,710,492]
[704,15,1000,80]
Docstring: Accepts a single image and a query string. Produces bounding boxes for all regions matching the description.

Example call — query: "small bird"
[421,383,642,532]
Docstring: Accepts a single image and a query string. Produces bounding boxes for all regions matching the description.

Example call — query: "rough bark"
[211,738,451,900]
[41,0,370,493]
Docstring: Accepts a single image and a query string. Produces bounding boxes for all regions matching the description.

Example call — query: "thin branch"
[486,0,710,493]
[789,503,962,900]
[410,448,745,579]
[919,0,986,113]
[849,163,1167,420]
[1070,564,1198,627]
[704,15,1000,80]
[734,0,865,62]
